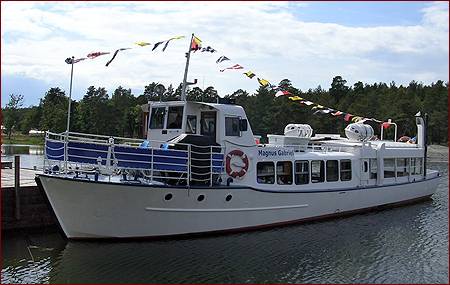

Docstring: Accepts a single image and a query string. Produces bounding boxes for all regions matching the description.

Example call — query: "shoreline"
[426,145,449,163]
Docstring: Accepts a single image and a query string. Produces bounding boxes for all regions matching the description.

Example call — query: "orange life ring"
[226,150,249,178]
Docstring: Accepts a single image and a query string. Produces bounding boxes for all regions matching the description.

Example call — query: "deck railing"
[44,131,225,186]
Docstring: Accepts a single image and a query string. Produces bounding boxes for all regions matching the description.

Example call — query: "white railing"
[44,131,225,186]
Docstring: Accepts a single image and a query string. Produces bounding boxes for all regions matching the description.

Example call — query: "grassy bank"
[1,132,45,145]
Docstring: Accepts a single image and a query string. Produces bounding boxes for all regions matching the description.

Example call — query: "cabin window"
[186,115,197,134]
[396,158,409,177]
[149,107,165,129]
[311,160,324,183]
[370,158,377,179]
[340,159,352,181]
[295,160,309,184]
[277,161,292,185]
[384,158,395,178]
[326,160,339,182]
[225,117,240,136]
[167,106,183,129]
[257,162,275,184]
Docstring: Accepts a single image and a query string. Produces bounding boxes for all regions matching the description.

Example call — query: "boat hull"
[36,173,440,239]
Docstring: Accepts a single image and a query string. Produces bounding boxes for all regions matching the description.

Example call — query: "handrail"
[44,131,225,186]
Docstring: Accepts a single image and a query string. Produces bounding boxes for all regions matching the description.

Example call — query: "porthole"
[224,194,233,203]
[197,194,205,203]
[164,193,173,202]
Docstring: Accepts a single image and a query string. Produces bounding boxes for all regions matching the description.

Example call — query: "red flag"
[191,36,202,52]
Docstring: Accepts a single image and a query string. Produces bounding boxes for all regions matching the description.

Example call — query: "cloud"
[1,1,448,107]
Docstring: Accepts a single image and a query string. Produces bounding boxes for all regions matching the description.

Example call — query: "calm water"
[1,154,448,283]
[1,144,44,169]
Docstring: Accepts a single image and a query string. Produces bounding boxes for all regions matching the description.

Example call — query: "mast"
[181,33,194,101]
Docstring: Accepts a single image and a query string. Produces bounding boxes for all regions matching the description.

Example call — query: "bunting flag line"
[65,57,87,64]
[162,36,185,51]
[220,64,243,72]
[201,46,217,53]
[283,93,386,125]
[244,71,256,79]
[87,51,110,59]
[105,48,131,67]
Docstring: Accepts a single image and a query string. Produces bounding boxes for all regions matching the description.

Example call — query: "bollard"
[14,155,21,220]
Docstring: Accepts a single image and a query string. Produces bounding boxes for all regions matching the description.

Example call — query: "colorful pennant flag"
[162,36,185,51]
[344,114,353,121]
[216,56,230,64]
[201,46,217,53]
[134,42,151,47]
[152,41,164,51]
[258,78,269,86]
[288,96,303,101]
[220,64,244,72]
[87,52,110,59]
[275,90,292,97]
[105,48,131,67]
[301,101,314,105]
[191,36,202,52]
[244,71,256,79]
[332,111,343,116]
[65,57,87,64]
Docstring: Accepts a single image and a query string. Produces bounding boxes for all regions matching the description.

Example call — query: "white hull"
[37,172,440,239]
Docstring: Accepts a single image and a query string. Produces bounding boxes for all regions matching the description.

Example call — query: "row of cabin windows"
[257,160,352,185]
[369,158,423,179]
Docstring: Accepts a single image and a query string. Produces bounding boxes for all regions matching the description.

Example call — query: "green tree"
[3,94,24,139]
[39,87,70,133]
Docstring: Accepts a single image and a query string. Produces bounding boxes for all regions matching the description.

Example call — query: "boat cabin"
[141,99,257,148]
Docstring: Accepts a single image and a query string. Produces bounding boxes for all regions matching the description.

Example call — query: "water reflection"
[1,144,44,169]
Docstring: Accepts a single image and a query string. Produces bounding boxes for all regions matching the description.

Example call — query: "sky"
[1,1,449,108]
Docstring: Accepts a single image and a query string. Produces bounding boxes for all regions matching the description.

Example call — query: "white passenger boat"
[36,38,440,240]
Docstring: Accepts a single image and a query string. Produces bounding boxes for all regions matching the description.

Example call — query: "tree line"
[2,76,448,144]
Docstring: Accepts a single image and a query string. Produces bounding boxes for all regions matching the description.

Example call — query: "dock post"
[14,155,21,220]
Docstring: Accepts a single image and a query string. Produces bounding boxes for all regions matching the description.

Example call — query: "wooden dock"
[1,165,56,230]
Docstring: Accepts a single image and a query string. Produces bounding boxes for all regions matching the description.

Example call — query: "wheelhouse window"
[167,106,183,129]
[311,160,324,183]
[340,159,352,181]
[326,160,339,182]
[149,107,165,129]
[257,162,275,184]
[225,117,240,136]
[295,161,309,185]
[277,161,292,185]
[186,115,197,134]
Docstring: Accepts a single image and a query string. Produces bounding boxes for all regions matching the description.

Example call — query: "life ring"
[226,150,249,178]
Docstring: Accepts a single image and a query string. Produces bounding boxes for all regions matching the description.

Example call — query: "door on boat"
[201,112,217,143]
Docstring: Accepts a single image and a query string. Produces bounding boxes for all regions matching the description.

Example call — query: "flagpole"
[181,33,194,101]
[64,56,74,175]
[66,56,74,133]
